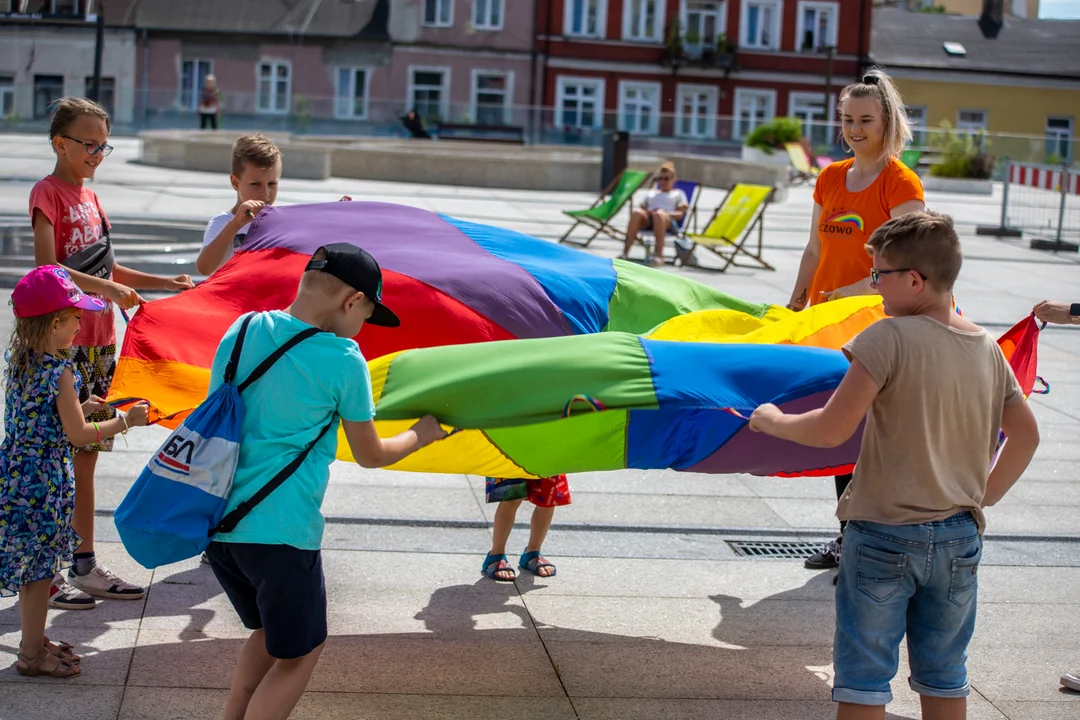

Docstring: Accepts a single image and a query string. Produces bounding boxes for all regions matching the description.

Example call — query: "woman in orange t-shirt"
[787,70,925,310]
[786,69,925,576]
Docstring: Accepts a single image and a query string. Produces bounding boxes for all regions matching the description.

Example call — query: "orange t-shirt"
[809,158,923,306]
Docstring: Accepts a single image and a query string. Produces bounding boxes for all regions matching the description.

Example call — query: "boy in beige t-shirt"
[749,211,1040,720]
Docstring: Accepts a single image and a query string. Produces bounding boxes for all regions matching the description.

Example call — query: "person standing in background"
[198,75,220,131]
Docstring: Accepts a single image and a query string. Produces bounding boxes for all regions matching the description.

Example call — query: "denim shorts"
[833,512,982,706]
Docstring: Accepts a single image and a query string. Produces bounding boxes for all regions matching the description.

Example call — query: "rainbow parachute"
[108,202,1038,479]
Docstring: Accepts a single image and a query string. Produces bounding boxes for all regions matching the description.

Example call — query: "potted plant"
[741,116,803,165]
[661,21,686,68]
[923,121,995,195]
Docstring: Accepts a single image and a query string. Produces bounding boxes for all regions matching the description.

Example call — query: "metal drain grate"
[726,540,823,558]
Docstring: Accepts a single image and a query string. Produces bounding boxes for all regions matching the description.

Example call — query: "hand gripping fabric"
[114,313,333,568]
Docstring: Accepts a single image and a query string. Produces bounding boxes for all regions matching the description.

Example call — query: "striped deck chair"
[638,179,701,262]
[559,169,652,248]
[785,143,819,185]
[682,184,775,272]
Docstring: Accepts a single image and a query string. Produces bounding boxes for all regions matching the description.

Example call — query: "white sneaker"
[68,563,146,600]
[1062,673,1080,692]
[49,574,96,610]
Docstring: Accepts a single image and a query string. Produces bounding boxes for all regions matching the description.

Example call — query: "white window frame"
[905,104,927,145]
[423,0,454,27]
[675,83,719,139]
[795,1,839,52]
[334,66,372,120]
[680,1,727,54]
[472,0,504,30]
[407,65,451,122]
[739,0,782,50]
[622,0,664,43]
[179,58,214,112]
[733,87,776,139]
[470,69,514,125]
[956,109,987,133]
[0,75,14,119]
[50,0,79,14]
[564,0,608,38]
[256,59,292,115]
[788,91,834,146]
[617,80,662,135]
[555,75,606,130]
[1046,116,1073,161]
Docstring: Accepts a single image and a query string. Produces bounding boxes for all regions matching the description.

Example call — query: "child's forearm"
[372,429,424,468]
[112,263,170,290]
[984,434,1039,507]
[67,415,128,447]
[196,218,245,275]
[762,409,844,448]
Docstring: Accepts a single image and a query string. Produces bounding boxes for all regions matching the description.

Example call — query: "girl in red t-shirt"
[28,97,195,609]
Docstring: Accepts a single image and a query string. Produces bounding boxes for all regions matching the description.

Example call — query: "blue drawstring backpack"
[114,313,335,569]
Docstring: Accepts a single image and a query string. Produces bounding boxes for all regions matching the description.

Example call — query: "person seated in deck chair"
[618,162,688,267]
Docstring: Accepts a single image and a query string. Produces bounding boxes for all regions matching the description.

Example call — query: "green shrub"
[744,117,803,153]
[928,121,994,179]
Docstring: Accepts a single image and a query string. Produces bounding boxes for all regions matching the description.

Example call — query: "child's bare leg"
[526,505,556,577]
[486,500,523,580]
[72,450,98,552]
[241,643,325,720]
[18,579,51,656]
[920,695,966,720]
[837,702,886,720]
[224,629,277,720]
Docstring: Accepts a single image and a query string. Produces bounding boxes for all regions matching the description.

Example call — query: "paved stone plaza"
[0,134,1078,719]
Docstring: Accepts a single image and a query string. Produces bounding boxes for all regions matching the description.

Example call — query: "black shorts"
[206,542,327,659]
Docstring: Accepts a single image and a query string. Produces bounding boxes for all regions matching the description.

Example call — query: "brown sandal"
[44,635,81,664]
[16,646,81,679]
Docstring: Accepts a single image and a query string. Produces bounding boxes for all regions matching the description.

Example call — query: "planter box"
[741,145,791,168]
[922,175,993,195]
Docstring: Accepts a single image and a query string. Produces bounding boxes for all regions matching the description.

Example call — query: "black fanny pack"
[60,226,114,280]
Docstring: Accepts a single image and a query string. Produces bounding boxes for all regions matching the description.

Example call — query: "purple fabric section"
[684,391,864,476]
[243,202,574,338]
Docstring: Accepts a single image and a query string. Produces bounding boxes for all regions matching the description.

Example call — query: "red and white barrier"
[1009,163,1080,195]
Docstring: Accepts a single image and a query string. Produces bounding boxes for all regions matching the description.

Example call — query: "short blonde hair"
[659,161,676,175]
[231,132,281,177]
[865,211,962,292]
[839,67,912,162]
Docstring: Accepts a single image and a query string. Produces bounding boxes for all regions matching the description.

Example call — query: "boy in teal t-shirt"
[205,243,446,720]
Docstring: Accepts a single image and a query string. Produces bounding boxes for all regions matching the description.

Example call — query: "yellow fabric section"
[367,350,403,405]
[646,296,885,348]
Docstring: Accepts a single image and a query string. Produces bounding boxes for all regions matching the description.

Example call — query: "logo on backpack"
[153,433,197,475]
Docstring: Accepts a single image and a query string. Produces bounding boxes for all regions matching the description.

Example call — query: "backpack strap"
[209,413,338,536]
[236,326,322,393]
[223,314,255,385]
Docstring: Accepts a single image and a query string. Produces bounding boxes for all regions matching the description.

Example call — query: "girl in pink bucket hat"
[1,266,152,678]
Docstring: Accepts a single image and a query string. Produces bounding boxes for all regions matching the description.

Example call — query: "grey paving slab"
[553,493,791,529]
[0,684,123,720]
[292,692,577,720]
[969,646,1080,703]
[562,469,760,498]
[977,566,1080,604]
[993,700,1080,720]
[761,497,842,529]
[0,624,137,687]
[117,687,230,720]
[321,484,486,522]
[570,696,1010,720]
[972,603,1080,649]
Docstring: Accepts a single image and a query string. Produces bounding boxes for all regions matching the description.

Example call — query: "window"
[733,87,775,139]
[565,0,606,38]
[180,59,213,111]
[423,0,453,27]
[471,70,512,125]
[556,76,605,129]
[796,1,838,51]
[789,92,832,148]
[473,0,503,29]
[956,109,987,133]
[618,81,661,135]
[682,1,726,55]
[409,67,449,122]
[905,105,926,146]
[33,75,63,119]
[623,0,663,42]
[1046,116,1073,162]
[84,76,115,116]
[0,75,14,119]
[675,84,718,139]
[335,67,370,119]
[740,0,782,50]
[257,60,291,115]
[50,0,80,15]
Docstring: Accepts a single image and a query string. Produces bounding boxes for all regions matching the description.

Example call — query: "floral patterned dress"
[0,353,81,596]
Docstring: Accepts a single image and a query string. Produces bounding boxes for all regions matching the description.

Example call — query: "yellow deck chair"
[785,143,819,185]
[682,184,775,272]
[559,169,653,248]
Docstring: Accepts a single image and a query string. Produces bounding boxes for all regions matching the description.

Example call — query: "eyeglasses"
[870,267,928,284]
[658,174,674,181]
[62,136,114,157]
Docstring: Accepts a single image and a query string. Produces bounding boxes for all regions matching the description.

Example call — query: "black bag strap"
[222,313,322,392]
[222,314,254,385]
[210,414,338,536]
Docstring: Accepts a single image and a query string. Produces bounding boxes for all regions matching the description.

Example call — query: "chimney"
[979,0,1004,38]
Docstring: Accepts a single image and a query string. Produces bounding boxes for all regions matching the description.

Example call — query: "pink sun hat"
[12,265,108,319]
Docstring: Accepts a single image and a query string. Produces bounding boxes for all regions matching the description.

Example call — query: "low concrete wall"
[138,131,790,196]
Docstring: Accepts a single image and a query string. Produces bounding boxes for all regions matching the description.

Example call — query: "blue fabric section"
[627,339,851,470]
[440,215,616,335]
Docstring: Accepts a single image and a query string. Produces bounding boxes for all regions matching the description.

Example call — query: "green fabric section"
[376,333,657,428]
[487,411,628,477]
[563,170,649,222]
[603,259,770,334]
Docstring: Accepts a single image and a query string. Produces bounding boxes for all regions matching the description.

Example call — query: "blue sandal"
[519,550,556,577]
[482,553,516,582]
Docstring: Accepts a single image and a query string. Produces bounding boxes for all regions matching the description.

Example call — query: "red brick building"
[535,0,871,147]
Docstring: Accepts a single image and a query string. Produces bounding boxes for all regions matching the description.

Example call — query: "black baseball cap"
[305,243,400,327]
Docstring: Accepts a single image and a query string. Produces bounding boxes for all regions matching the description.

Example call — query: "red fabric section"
[120,247,516,369]
[996,315,1039,397]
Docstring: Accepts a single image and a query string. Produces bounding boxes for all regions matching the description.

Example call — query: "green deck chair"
[682,184,775,272]
[900,149,923,171]
[559,169,652,248]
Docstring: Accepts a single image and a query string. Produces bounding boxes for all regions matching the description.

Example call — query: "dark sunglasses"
[62,135,114,157]
[871,267,927,284]
[658,174,674,181]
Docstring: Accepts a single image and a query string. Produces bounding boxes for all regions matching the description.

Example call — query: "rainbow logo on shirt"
[826,212,865,232]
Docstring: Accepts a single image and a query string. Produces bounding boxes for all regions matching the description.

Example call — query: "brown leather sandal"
[16,646,81,678]
[44,635,81,664]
